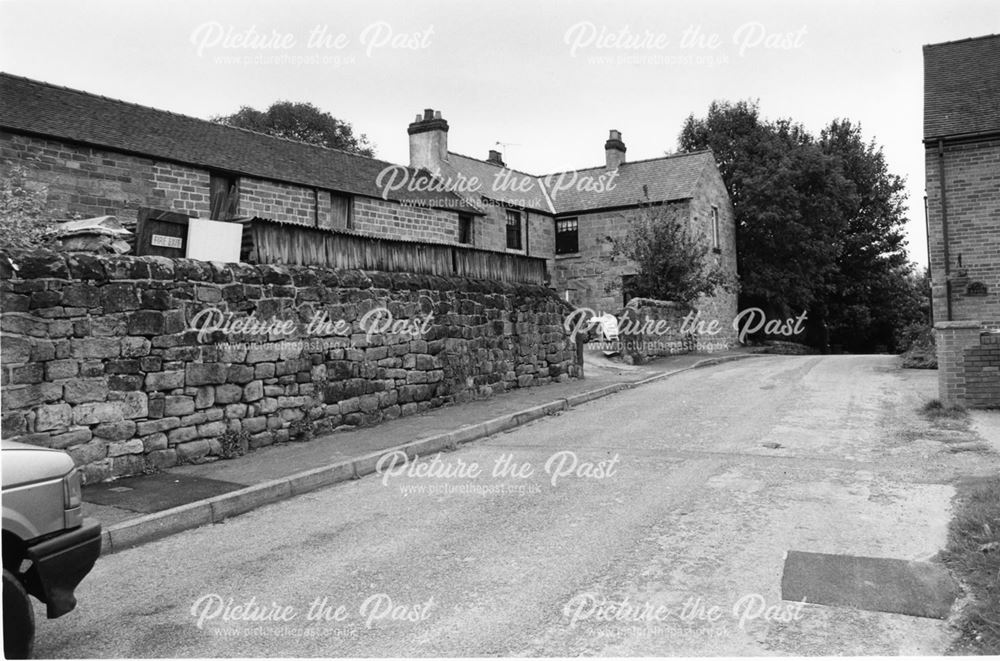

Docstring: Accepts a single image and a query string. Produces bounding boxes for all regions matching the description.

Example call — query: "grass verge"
[940,476,1000,654]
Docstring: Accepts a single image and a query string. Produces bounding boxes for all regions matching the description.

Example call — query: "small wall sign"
[966,281,988,297]
[151,234,183,249]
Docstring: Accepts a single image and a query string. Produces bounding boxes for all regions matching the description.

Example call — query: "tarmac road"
[32,355,999,657]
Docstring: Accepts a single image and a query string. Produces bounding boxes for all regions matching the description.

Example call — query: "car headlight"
[63,467,82,509]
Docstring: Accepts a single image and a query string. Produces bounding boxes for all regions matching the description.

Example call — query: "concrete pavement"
[39,355,1000,657]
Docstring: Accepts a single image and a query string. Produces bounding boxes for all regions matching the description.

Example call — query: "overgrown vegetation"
[608,201,736,305]
[218,429,250,459]
[288,419,313,442]
[900,324,938,369]
[940,476,1000,654]
[0,163,55,250]
[921,399,968,421]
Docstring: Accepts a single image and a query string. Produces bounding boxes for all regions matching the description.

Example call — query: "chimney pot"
[604,128,626,170]
[424,108,434,120]
[487,149,505,166]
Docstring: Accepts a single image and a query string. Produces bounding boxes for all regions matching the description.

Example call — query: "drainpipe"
[937,139,952,321]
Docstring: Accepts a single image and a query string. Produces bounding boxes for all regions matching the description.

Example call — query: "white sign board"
[150,234,183,249]
[185,218,243,263]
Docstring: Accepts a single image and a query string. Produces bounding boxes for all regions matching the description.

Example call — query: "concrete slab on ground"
[781,550,959,619]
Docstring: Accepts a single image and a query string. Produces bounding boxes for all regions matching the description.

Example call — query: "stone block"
[175,439,211,462]
[63,378,109,404]
[70,337,120,359]
[107,438,144,457]
[215,384,243,404]
[44,359,80,381]
[167,426,199,445]
[71,402,122,425]
[142,432,168,452]
[50,428,93,449]
[136,417,180,435]
[194,385,215,409]
[163,395,195,416]
[186,362,227,386]
[93,420,137,441]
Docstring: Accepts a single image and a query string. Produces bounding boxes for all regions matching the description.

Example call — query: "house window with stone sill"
[506,209,522,250]
[555,217,579,254]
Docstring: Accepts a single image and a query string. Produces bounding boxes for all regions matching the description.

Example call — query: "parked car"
[2,440,101,659]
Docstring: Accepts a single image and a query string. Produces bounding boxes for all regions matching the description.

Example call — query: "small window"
[209,172,238,220]
[458,213,473,245]
[621,274,639,306]
[329,192,353,230]
[555,217,579,254]
[506,209,522,250]
[711,206,720,250]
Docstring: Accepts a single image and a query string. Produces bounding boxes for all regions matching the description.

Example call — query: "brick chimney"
[487,149,505,166]
[408,109,449,171]
[605,129,626,170]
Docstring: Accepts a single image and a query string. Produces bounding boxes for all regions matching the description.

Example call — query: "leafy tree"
[608,201,735,305]
[213,101,375,157]
[0,164,54,250]
[679,101,853,318]
[679,101,922,352]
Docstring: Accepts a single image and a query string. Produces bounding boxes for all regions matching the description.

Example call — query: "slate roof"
[0,72,481,214]
[442,150,714,216]
[924,34,1000,140]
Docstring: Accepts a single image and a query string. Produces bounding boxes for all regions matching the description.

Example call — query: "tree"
[213,101,375,157]
[679,101,853,318]
[608,201,735,305]
[678,101,918,352]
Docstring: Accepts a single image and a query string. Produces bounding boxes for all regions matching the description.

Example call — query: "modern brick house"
[923,34,1000,408]
[407,110,738,328]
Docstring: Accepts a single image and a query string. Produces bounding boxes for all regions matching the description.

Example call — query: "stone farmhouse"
[407,110,737,325]
[923,33,1000,408]
[0,72,736,327]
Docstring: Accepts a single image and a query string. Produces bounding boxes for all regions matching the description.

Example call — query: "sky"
[1,0,997,268]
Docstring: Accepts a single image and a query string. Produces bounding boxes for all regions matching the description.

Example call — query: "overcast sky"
[1,0,997,267]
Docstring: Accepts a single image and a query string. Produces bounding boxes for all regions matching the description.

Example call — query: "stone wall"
[925,137,1000,326]
[614,298,695,364]
[0,249,581,482]
[352,197,462,245]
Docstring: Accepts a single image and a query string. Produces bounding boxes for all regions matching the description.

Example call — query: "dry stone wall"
[0,250,580,482]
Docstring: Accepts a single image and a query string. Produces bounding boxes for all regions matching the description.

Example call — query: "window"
[330,192,353,230]
[555,217,579,254]
[711,206,720,251]
[458,213,473,245]
[505,209,522,250]
[209,172,238,220]
[621,274,639,306]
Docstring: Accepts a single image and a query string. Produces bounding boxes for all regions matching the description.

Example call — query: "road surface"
[32,355,998,657]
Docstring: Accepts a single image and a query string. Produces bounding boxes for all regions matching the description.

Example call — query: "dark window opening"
[711,206,720,251]
[621,274,639,306]
[506,209,522,250]
[209,172,239,220]
[555,217,579,254]
[458,213,473,244]
[331,192,353,230]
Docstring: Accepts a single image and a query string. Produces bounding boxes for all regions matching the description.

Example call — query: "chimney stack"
[487,149,505,166]
[408,108,449,171]
[605,129,626,170]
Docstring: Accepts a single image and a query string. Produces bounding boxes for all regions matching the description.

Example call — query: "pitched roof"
[441,150,714,215]
[924,34,1000,140]
[0,72,480,214]
[540,152,713,214]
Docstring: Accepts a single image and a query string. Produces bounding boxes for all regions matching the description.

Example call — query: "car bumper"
[26,518,102,618]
